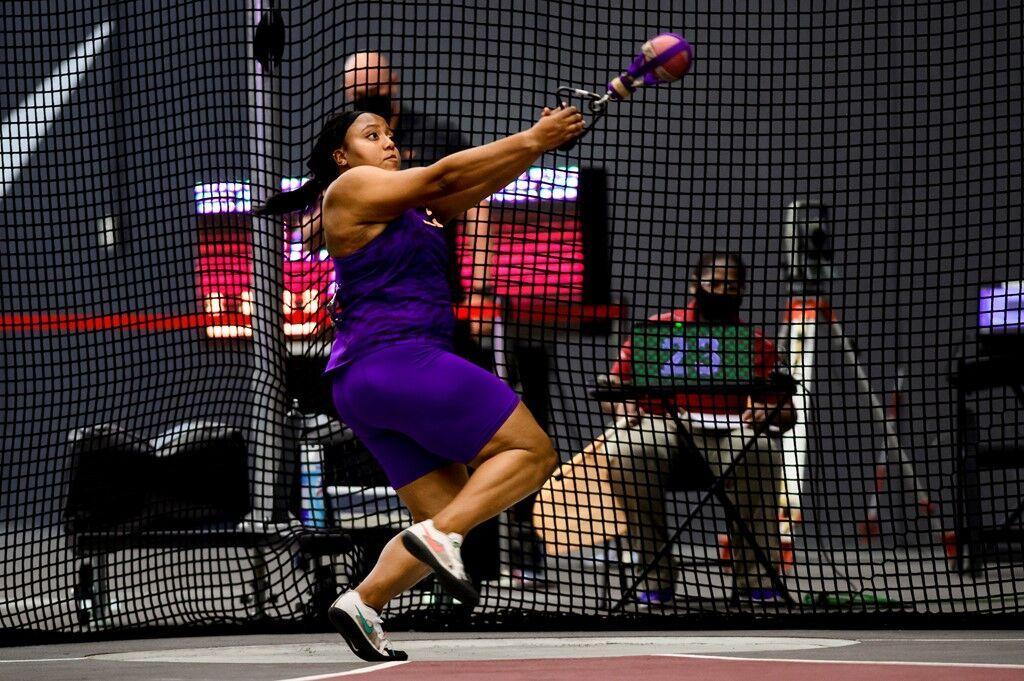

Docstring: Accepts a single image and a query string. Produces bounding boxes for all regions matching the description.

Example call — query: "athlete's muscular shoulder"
[321,184,389,257]
[325,165,446,229]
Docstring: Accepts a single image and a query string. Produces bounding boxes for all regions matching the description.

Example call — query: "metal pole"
[831,320,941,540]
[778,297,942,544]
[778,298,818,530]
[246,0,287,527]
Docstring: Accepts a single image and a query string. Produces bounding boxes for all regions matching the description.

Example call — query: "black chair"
[951,356,1024,573]
[64,419,354,627]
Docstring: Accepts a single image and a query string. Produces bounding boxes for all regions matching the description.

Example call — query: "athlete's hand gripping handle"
[528,104,585,153]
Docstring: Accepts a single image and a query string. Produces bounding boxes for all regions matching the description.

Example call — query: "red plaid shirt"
[609,301,779,416]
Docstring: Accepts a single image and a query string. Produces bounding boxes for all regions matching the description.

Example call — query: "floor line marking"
[657,653,1024,670]
[0,657,88,663]
[276,661,410,680]
[858,638,1024,642]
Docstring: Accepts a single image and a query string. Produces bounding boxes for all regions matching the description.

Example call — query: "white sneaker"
[401,519,479,608]
[327,590,407,661]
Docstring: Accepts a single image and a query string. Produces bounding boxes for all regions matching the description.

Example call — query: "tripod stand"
[776,292,942,545]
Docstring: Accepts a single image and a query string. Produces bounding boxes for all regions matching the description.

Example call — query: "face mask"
[695,285,742,320]
[351,93,393,120]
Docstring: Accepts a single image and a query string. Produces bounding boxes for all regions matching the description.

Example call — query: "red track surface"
[301,656,1024,681]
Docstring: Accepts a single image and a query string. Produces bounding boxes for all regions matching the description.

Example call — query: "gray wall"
[3,0,1022,542]
[2,1,256,526]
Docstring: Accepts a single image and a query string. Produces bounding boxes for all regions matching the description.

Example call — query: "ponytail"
[254,109,366,217]
[254,176,326,216]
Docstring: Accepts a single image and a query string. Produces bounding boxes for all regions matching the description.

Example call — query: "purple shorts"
[329,342,520,489]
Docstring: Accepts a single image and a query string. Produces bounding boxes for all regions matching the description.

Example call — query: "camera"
[781,199,834,288]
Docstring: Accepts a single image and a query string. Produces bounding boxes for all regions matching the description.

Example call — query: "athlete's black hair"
[255,109,366,216]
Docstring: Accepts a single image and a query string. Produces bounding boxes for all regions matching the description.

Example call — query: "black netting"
[2,0,1023,638]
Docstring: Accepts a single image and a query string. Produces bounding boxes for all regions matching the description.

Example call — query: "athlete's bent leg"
[354,463,468,610]
[349,403,557,610]
[430,402,559,537]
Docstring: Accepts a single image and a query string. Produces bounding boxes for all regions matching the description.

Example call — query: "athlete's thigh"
[395,462,469,522]
[469,401,553,467]
[352,345,520,463]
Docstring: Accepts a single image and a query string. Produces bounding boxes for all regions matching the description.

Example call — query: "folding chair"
[589,321,798,609]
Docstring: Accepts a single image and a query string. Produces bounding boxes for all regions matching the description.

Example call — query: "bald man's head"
[342,51,399,103]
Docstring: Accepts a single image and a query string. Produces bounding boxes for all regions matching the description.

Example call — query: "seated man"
[593,253,795,604]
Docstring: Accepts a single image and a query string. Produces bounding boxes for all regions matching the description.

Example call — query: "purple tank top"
[324,207,454,373]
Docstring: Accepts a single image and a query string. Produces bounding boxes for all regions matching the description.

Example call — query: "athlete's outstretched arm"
[323,106,583,231]
[428,107,567,222]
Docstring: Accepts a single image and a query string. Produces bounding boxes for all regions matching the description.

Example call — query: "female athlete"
[259,104,584,660]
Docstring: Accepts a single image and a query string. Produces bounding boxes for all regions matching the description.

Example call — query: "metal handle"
[553,86,611,151]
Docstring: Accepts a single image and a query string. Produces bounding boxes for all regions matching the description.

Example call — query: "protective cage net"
[2,0,1023,637]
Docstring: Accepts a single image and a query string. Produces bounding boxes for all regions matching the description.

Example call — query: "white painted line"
[0,657,88,663]
[858,638,1024,642]
[0,20,114,199]
[275,662,409,680]
[88,636,859,663]
[658,653,1024,670]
